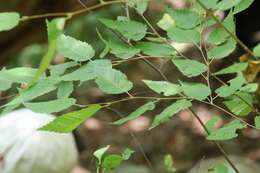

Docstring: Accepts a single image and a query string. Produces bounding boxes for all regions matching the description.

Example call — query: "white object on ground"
[0,109,78,173]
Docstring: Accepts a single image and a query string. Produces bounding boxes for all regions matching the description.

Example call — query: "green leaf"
[113,101,156,125]
[234,0,254,14]
[57,34,95,62]
[217,0,242,10]
[57,81,74,98]
[255,116,260,128]
[135,42,175,57]
[180,81,211,100]
[207,12,235,45]
[208,164,229,173]
[214,62,248,75]
[215,72,246,97]
[39,104,101,133]
[109,39,140,59]
[99,18,147,41]
[208,38,236,59]
[207,28,228,45]
[240,83,258,93]
[28,18,65,87]
[94,145,110,165]
[0,12,20,32]
[61,60,112,82]
[143,80,182,96]
[167,27,200,44]
[24,98,76,113]
[207,120,246,140]
[122,148,135,160]
[172,59,207,77]
[6,79,58,106]
[128,0,149,14]
[49,62,78,76]
[253,43,260,57]
[0,67,39,91]
[224,92,253,117]
[157,13,176,31]
[95,69,133,94]
[206,116,221,133]
[102,154,123,170]
[167,8,200,29]
[150,99,192,129]
[0,82,12,92]
[199,0,218,9]
[164,154,177,173]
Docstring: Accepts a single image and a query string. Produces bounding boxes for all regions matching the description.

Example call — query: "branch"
[195,0,257,60]
[20,0,126,22]
[138,13,241,173]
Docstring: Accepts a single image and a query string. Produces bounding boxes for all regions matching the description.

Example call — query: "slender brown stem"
[20,0,126,22]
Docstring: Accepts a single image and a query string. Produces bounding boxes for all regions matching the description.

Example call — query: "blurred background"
[0,0,259,173]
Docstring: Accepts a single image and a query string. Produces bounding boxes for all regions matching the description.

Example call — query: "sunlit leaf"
[39,104,101,133]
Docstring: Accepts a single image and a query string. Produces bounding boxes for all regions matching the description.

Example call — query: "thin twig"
[20,0,126,22]
[138,13,241,173]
